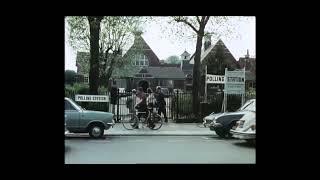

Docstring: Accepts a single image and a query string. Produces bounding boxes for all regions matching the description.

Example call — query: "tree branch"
[174,17,199,33]
[196,16,201,24]
[204,16,210,26]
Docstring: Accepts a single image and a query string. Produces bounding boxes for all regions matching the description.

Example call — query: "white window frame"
[133,54,148,67]
[84,74,89,84]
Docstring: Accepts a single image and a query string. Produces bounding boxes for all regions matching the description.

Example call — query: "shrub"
[64,84,109,112]
[172,93,193,115]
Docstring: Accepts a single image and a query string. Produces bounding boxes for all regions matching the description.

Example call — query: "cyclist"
[132,87,147,129]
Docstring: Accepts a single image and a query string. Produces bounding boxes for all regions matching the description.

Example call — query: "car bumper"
[203,119,213,126]
[230,130,255,139]
[107,119,116,128]
[209,123,223,131]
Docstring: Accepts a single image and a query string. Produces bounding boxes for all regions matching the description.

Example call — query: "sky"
[65,17,255,71]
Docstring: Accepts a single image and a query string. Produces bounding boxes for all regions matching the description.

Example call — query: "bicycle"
[122,105,163,130]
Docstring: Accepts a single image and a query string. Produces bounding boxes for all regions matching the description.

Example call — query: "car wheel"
[226,122,237,138]
[89,124,104,138]
[246,139,255,144]
[215,128,226,138]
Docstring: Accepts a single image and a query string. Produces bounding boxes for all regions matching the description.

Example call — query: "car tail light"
[251,124,256,130]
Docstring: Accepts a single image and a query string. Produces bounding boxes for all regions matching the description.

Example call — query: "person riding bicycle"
[132,87,148,129]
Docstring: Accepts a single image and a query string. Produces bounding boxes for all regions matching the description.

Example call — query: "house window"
[84,74,89,84]
[134,54,149,66]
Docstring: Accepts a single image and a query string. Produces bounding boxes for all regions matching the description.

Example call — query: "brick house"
[76,31,186,92]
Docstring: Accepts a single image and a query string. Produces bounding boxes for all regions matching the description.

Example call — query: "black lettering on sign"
[86,97,90,100]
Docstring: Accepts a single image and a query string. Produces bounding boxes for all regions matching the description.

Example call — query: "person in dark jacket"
[155,86,168,123]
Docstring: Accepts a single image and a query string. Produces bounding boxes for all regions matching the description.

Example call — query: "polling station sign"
[224,69,245,94]
[206,74,225,84]
[75,95,109,102]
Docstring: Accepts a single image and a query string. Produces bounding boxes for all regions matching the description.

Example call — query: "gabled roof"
[181,50,190,57]
[111,65,141,78]
[123,34,160,66]
[111,65,186,80]
[189,39,237,65]
[145,67,185,79]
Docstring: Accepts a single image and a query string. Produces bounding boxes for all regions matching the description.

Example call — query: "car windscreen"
[66,98,82,111]
[242,101,255,111]
[65,100,77,110]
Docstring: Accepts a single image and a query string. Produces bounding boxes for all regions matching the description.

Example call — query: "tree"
[67,16,143,94]
[172,16,210,117]
[65,70,77,85]
[166,55,180,64]
[171,16,232,117]
[88,16,103,94]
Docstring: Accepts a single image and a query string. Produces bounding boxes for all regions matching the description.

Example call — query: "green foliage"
[245,87,256,100]
[65,84,109,112]
[166,55,181,64]
[65,83,89,99]
[65,70,77,85]
[67,16,144,88]
[172,94,193,115]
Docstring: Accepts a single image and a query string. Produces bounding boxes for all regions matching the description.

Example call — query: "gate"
[113,90,174,122]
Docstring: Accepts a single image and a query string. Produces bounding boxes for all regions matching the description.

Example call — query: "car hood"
[204,113,223,120]
[82,110,113,119]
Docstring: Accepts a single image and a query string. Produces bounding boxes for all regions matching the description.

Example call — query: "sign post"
[205,65,207,102]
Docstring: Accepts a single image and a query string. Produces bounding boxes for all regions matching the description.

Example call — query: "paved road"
[65,136,255,164]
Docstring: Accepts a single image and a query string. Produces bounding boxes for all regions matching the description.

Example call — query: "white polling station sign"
[75,94,109,102]
[224,69,245,94]
[206,74,225,84]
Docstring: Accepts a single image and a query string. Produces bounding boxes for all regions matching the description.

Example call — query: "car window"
[65,100,76,111]
[243,101,255,111]
[239,100,254,111]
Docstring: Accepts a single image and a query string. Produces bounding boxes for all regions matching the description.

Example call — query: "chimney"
[204,34,211,51]
[245,49,249,58]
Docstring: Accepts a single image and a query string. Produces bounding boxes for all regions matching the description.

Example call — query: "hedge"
[65,84,109,112]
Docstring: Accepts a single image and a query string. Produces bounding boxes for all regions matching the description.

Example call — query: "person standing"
[132,87,147,129]
[155,86,168,123]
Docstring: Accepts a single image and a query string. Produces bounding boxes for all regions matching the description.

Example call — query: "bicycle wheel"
[122,114,138,130]
[149,114,163,130]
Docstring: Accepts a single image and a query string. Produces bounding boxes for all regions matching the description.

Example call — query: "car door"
[65,99,81,131]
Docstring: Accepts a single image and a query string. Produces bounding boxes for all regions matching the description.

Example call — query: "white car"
[230,111,256,141]
[203,99,255,127]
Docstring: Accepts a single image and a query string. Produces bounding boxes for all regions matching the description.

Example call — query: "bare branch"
[174,16,199,33]
[204,16,210,26]
[196,16,201,24]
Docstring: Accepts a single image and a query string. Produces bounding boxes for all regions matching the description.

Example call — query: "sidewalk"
[65,123,216,137]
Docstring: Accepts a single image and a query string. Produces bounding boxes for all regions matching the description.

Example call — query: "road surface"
[65,136,255,164]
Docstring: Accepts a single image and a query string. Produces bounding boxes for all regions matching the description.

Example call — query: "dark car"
[209,99,255,138]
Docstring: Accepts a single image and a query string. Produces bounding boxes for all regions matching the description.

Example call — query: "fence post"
[176,91,179,121]
[117,88,120,122]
